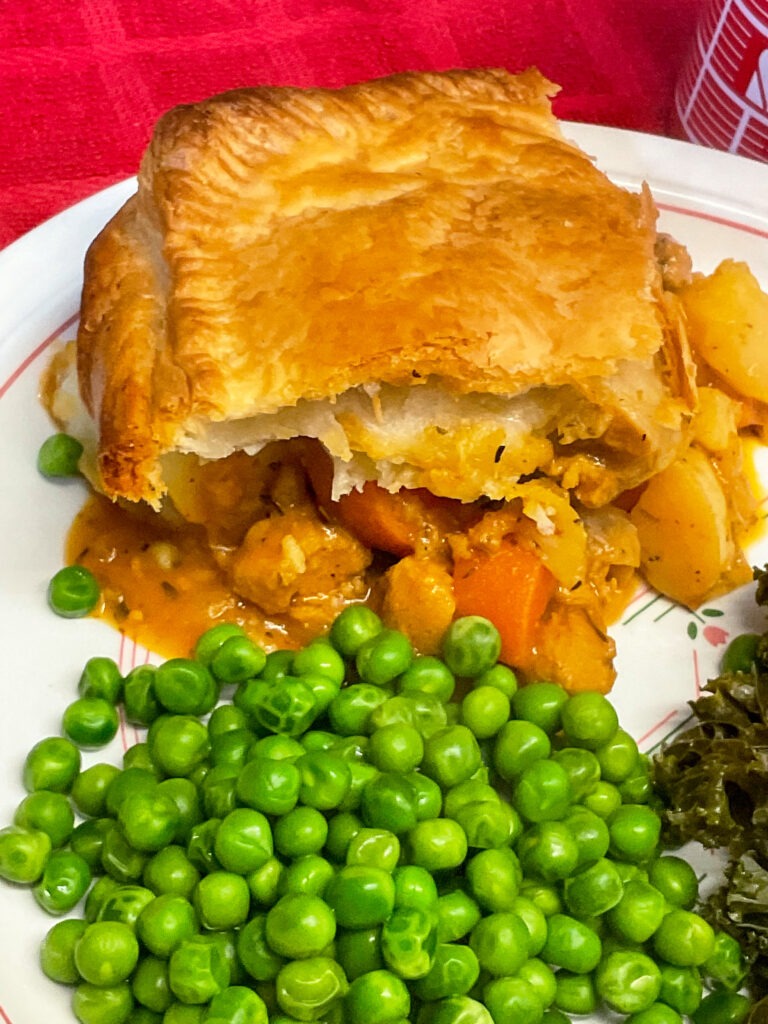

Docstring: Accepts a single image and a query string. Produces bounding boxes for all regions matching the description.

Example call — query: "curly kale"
[654,565,768,1000]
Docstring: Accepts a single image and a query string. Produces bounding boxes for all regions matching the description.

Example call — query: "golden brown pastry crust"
[77,67,672,503]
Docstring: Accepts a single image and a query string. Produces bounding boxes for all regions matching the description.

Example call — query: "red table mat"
[1,0,705,250]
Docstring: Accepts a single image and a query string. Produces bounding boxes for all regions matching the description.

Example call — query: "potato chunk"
[232,510,371,615]
[681,260,768,403]
[630,446,735,608]
[381,556,456,655]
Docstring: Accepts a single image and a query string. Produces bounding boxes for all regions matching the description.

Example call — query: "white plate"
[1,126,768,1024]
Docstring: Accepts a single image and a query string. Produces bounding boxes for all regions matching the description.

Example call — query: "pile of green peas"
[0,608,752,1024]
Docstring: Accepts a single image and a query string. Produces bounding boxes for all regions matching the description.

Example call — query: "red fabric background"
[1,0,705,250]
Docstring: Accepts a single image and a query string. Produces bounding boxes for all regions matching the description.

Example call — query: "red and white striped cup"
[675,0,768,161]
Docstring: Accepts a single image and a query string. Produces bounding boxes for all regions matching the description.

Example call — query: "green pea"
[14,789,74,847]
[693,991,751,1024]
[493,720,552,782]
[474,663,518,698]
[265,894,336,959]
[563,857,623,918]
[123,667,162,726]
[23,735,81,793]
[703,931,747,992]
[237,915,285,982]
[607,878,666,942]
[279,854,334,898]
[485,975,545,1024]
[653,909,715,967]
[118,791,181,852]
[207,986,268,1024]
[381,904,438,979]
[648,855,699,909]
[409,818,468,872]
[436,888,482,943]
[511,681,568,733]
[519,880,562,917]
[182,809,218,864]
[540,914,602,973]
[85,876,121,923]
[75,921,140,985]
[518,957,557,1009]
[63,697,120,748]
[97,885,155,928]
[336,928,384,981]
[197,929,245,988]
[630,1005,684,1024]
[618,756,654,804]
[596,950,663,1014]
[324,812,362,863]
[441,616,501,677]
[259,649,296,682]
[347,828,400,871]
[518,822,579,883]
[150,717,210,778]
[469,912,530,976]
[413,942,480,1001]
[293,640,346,685]
[124,743,163,777]
[325,865,396,928]
[137,894,198,958]
[609,803,662,862]
[360,773,418,834]
[465,847,522,912]
[131,956,171,1014]
[34,848,91,914]
[143,846,200,899]
[153,659,218,716]
[460,686,510,739]
[157,778,203,845]
[168,937,230,1003]
[561,691,619,749]
[595,728,639,783]
[658,963,703,1016]
[71,981,134,1024]
[38,431,84,476]
[106,768,158,817]
[551,747,601,800]
[406,771,443,821]
[554,970,597,1014]
[356,629,414,685]
[513,758,572,821]
[200,765,238,820]
[274,806,328,859]
[212,808,273,875]
[581,780,622,819]
[295,751,350,810]
[511,895,548,956]
[210,635,267,684]
[344,969,410,1023]
[48,564,101,618]
[275,956,348,1019]
[392,864,438,913]
[163,1005,206,1024]
[194,623,246,666]
[241,677,317,737]
[247,856,284,907]
[453,799,518,850]
[72,763,122,817]
[40,917,89,984]
[329,605,383,657]
[422,725,482,789]
[371,692,447,738]
[416,996,494,1023]
[562,806,610,867]
[193,871,250,930]
[368,724,424,773]
[720,632,760,674]
[79,657,123,703]
[399,656,456,703]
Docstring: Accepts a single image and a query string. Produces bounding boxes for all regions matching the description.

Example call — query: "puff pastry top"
[76,67,672,503]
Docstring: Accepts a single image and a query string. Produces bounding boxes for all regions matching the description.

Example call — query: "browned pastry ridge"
[75,67,694,509]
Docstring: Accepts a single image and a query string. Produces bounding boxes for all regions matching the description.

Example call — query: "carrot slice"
[452,540,557,669]
[335,482,418,557]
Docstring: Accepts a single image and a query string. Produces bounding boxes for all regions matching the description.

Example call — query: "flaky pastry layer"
[75,67,691,505]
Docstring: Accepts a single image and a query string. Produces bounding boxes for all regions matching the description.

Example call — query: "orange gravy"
[67,494,310,659]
